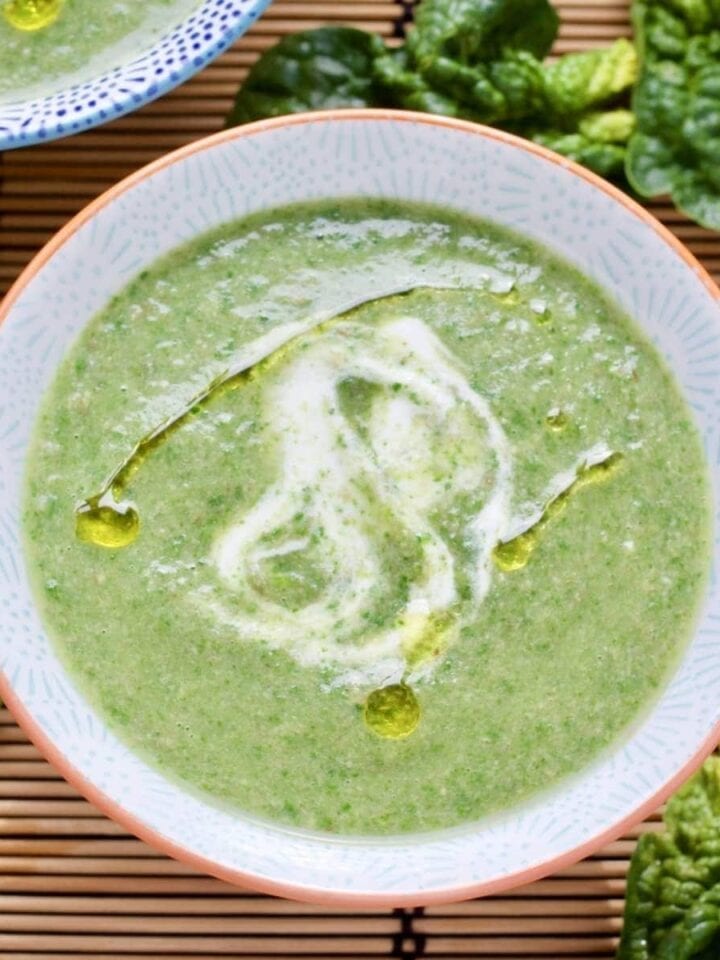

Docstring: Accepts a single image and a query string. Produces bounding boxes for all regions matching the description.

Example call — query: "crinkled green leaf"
[617,757,720,960]
[640,4,689,59]
[226,28,386,126]
[391,48,545,123]
[408,0,559,66]
[529,129,627,178]
[632,62,689,137]
[372,48,463,116]
[543,38,638,116]
[489,51,547,118]
[416,56,510,120]
[686,31,720,69]
[673,176,720,240]
[626,133,682,195]
[384,0,553,125]
[664,0,714,32]
[627,0,720,229]
[578,108,636,144]
[378,3,630,131]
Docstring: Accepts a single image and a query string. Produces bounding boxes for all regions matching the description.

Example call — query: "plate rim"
[0,0,273,149]
[2,108,719,907]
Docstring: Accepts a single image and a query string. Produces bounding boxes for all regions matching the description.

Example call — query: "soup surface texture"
[0,0,200,104]
[24,199,710,835]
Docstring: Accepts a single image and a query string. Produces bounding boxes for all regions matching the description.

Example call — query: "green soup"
[0,0,200,104]
[24,199,711,835]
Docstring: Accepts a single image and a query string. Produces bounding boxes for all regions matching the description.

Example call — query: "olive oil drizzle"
[75,282,500,742]
[73,278,615,742]
[75,282,501,552]
[364,683,420,739]
[365,454,623,737]
[2,0,64,30]
[492,451,623,572]
[75,367,236,549]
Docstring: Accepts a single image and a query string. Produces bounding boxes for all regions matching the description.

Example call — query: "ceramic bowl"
[0,0,271,149]
[1,111,720,906]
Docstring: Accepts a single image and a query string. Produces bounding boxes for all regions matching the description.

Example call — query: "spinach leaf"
[528,131,628,179]
[373,0,555,125]
[229,0,559,129]
[373,46,547,124]
[525,109,635,180]
[408,0,559,66]
[542,38,638,115]
[626,132,682,195]
[521,40,638,179]
[626,0,720,229]
[617,756,720,960]
[227,28,386,126]
[372,48,464,117]
[578,108,636,144]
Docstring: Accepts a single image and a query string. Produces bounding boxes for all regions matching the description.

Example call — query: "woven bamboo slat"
[1,0,719,957]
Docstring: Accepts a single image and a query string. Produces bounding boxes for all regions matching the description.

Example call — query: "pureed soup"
[24,199,710,835]
[0,0,200,104]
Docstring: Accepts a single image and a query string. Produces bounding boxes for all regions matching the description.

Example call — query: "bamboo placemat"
[1,1,719,956]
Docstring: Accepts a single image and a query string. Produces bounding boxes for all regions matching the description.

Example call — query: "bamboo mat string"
[1,0,719,957]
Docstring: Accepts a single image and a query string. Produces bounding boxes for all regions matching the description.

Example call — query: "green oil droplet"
[545,410,569,432]
[3,0,63,30]
[75,494,140,549]
[493,451,623,572]
[364,684,420,739]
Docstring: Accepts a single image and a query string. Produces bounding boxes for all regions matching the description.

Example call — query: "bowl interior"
[1,112,720,904]
[0,0,271,149]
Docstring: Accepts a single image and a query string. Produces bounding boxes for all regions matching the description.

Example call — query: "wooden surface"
[1,0,719,956]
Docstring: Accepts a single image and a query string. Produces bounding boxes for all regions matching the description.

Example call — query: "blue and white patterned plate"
[1,112,720,905]
[0,0,272,150]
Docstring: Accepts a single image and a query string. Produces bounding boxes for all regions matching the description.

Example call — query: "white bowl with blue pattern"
[0,0,271,150]
[1,111,720,905]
